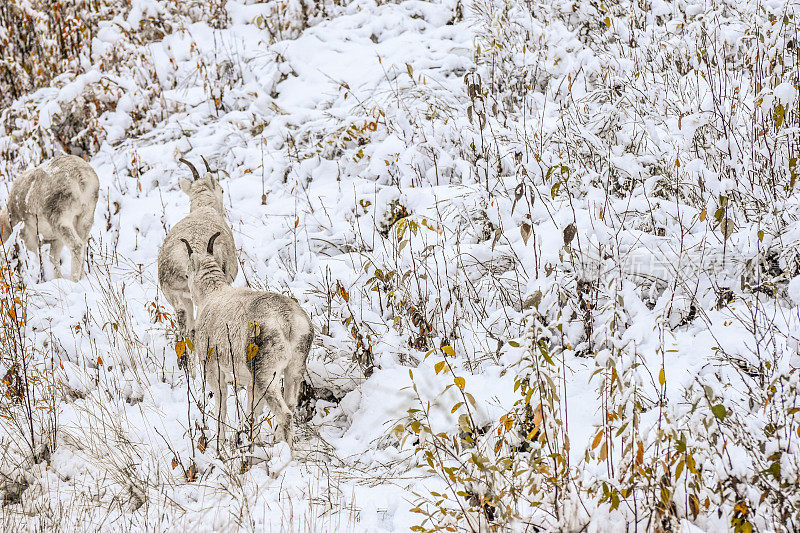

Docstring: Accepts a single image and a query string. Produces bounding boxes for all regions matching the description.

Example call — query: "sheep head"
[177,158,224,214]
[181,231,225,303]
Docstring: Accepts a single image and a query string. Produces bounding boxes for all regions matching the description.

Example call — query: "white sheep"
[181,232,313,447]
[157,158,238,352]
[0,154,99,281]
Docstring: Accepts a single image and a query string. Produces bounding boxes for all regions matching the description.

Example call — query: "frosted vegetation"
[0,0,799,531]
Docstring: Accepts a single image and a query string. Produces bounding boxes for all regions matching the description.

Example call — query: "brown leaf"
[721,217,735,240]
[689,494,700,519]
[491,227,502,251]
[592,430,603,450]
[520,222,532,245]
[563,223,576,246]
[186,462,198,482]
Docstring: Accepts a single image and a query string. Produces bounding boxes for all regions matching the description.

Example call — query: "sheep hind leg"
[207,364,228,451]
[56,223,85,281]
[175,295,194,370]
[283,332,313,417]
[247,363,293,446]
[47,239,64,278]
[263,379,293,445]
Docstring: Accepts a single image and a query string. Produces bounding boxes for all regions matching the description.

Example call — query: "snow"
[1,0,799,530]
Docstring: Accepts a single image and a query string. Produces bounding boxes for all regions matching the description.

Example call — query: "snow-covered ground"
[1,0,799,531]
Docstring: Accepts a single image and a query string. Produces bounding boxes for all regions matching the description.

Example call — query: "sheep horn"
[207,231,221,254]
[180,238,193,257]
[178,158,200,181]
[201,156,213,174]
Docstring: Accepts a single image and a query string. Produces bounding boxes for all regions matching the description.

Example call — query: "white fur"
[0,154,99,281]
[157,159,238,345]
[184,233,313,447]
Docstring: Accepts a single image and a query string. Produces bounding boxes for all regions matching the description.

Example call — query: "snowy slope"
[1,0,799,531]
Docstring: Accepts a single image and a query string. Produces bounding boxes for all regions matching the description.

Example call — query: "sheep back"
[157,208,238,294]
[8,155,99,238]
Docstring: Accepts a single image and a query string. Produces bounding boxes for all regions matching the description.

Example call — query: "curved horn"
[178,158,200,181]
[216,168,231,179]
[207,231,221,254]
[201,156,213,174]
[180,238,193,257]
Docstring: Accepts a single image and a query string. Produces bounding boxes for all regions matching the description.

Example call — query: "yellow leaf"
[176,340,186,360]
[592,430,603,450]
[441,345,455,357]
[659,368,665,386]
[454,376,465,390]
[599,441,608,461]
[604,16,611,27]
[636,441,644,465]
[185,338,194,352]
[434,361,445,374]
[246,343,259,361]
[699,208,707,221]
[774,104,785,127]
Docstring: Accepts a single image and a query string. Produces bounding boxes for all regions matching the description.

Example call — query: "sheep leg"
[176,295,194,370]
[20,224,39,253]
[262,377,293,444]
[47,239,64,278]
[282,357,306,417]
[283,332,312,415]
[56,223,85,281]
[207,365,228,449]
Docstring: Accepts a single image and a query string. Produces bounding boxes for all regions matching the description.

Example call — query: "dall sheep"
[181,232,313,446]
[157,158,238,352]
[0,154,99,281]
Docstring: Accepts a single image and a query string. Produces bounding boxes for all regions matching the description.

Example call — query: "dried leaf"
[563,223,576,246]
[441,345,455,357]
[520,222,532,245]
[659,368,665,386]
[592,430,603,450]
[246,343,259,361]
[454,376,465,390]
[176,340,186,360]
[186,462,198,482]
[434,361,445,374]
[689,494,700,519]
[720,217,735,240]
[774,104,785,127]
